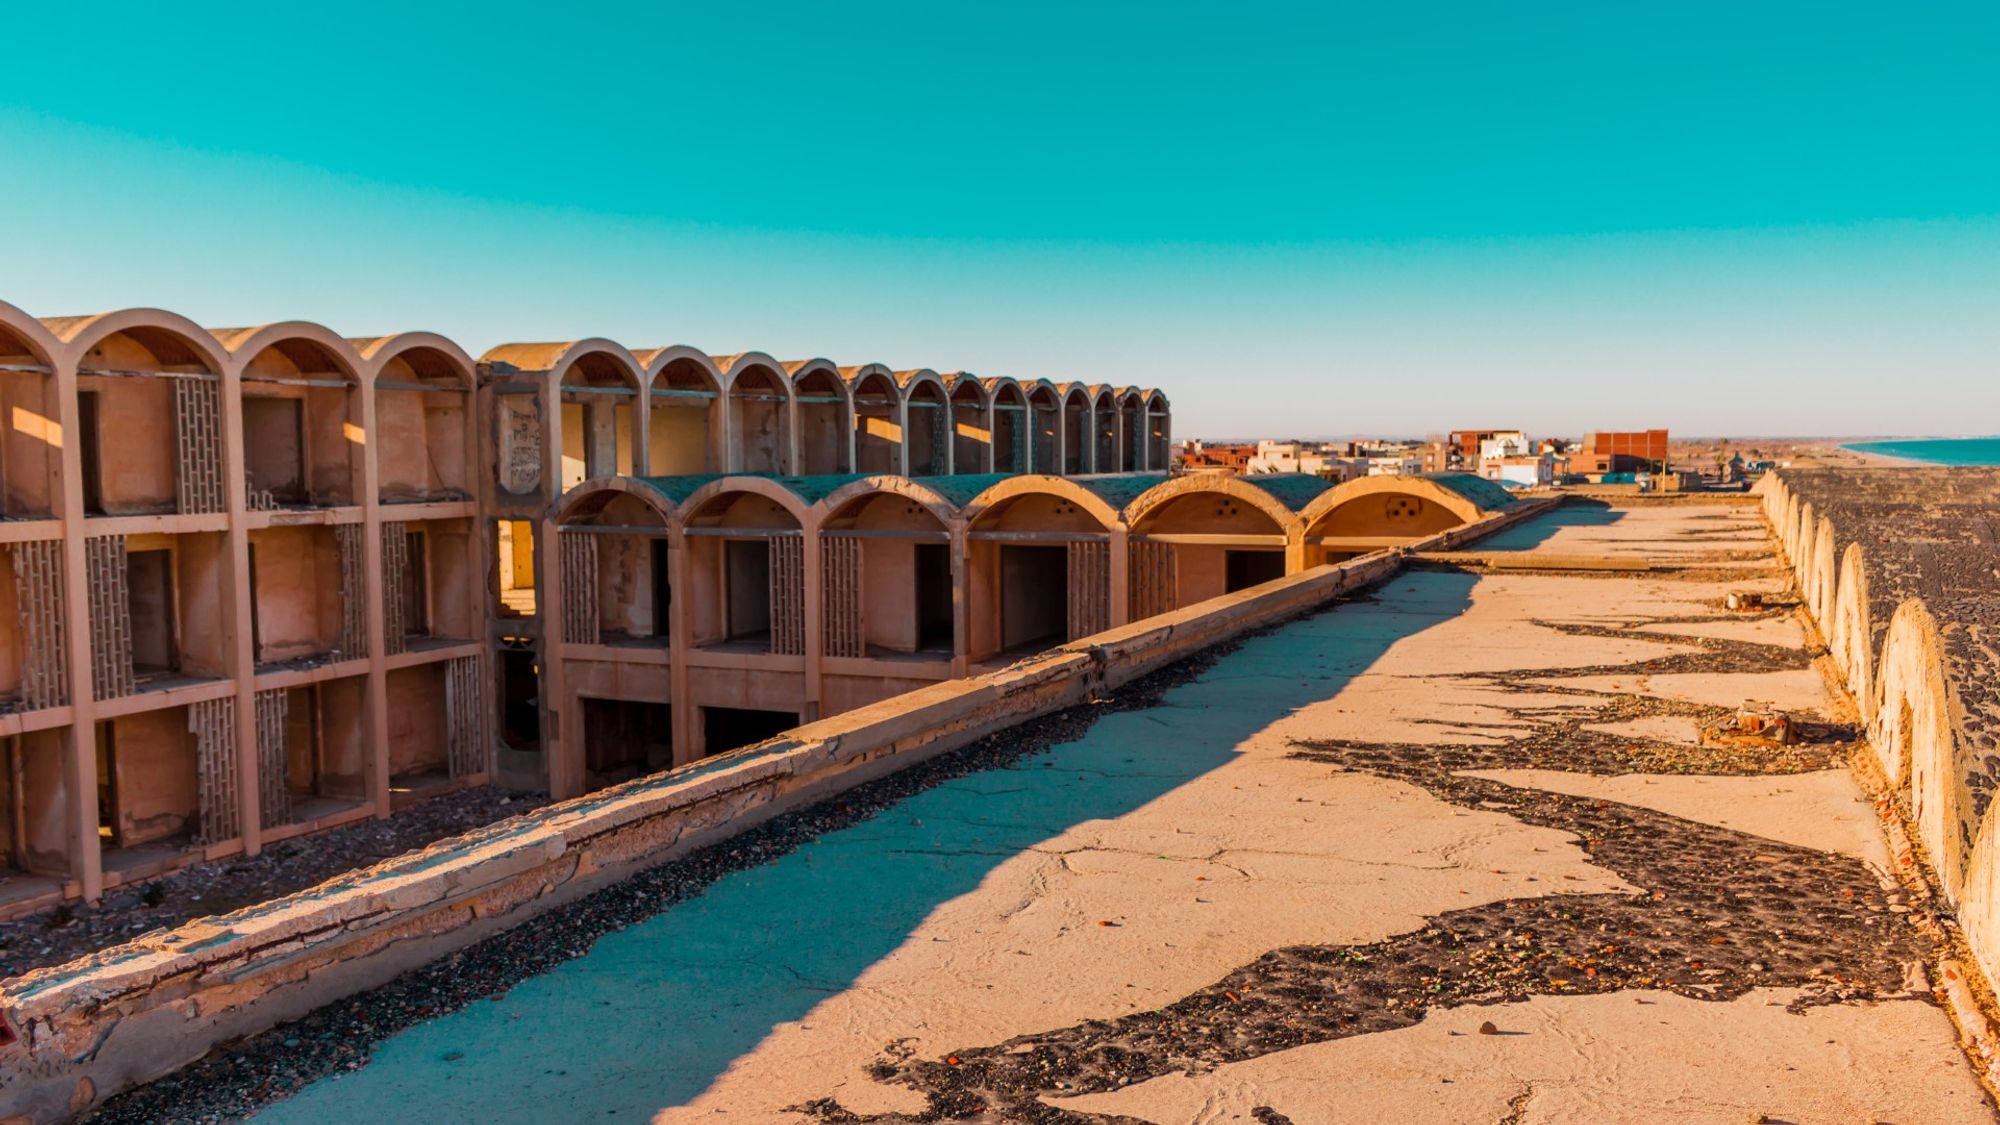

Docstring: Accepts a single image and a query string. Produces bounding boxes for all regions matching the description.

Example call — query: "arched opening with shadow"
[847,366,901,474]
[985,379,1029,474]
[817,480,957,666]
[949,376,990,474]
[680,484,806,656]
[963,478,1121,664]
[0,304,61,519]
[789,360,851,475]
[1126,477,1299,619]
[900,371,948,476]
[224,327,364,511]
[1145,390,1171,471]
[1300,474,1509,563]
[721,355,793,474]
[366,336,476,506]
[1060,384,1091,474]
[1026,382,1061,474]
[553,482,678,792]
[558,347,643,488]
[642,348,724,476]
[61,311,227,517]
[1118,388,1144,471]
[1091,386,1117,472]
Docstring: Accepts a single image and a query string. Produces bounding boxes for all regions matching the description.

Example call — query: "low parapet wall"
[0,499,1552,1122]
[1755,471,2000,1037]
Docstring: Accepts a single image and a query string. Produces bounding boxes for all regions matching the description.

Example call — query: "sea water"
[1845,438,2000,466]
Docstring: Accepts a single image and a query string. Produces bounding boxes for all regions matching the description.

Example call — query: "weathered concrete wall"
[1759,468,2000,1008]
[0,499,1545,1122]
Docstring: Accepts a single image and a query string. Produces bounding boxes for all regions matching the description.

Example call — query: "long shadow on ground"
[795,616,1940,1123]
[95,574,1480,1124]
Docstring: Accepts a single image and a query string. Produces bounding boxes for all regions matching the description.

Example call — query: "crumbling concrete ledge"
[0,500,1553,1123]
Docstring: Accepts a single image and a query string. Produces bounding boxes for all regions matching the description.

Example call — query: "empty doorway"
[999,545,1068,652]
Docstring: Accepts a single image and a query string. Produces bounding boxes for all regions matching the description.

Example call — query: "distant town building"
[1579,430,1669,475]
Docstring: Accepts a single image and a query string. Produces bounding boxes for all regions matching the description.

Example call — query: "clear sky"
[1,1,1994,437]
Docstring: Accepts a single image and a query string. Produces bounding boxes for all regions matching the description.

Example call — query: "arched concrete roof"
[815,475,959,528]
[714,351,793,397]
[553,476,677,526]
[895,368,947,401]
[1116,386,1144,406]
[47,308,229,372]
[355,332,479,387]
[1145,388,1171,409]
[483,339,642,388]
[785,358,850,400]
[955,473,1128,530]
[1123,473,1317,533]
[636,345,724,393]
[1124,473,1332,531]
[215,321,365,382]
[0,299,60,366]
[1088,384,1115,406]
[945,372,989,404]
[1299,472,1512,531]
[846,365,899,400]
[1022,378,1061,403]
[1059,382,1092,407]
[983,376,1027,403]
[673,474,814,525]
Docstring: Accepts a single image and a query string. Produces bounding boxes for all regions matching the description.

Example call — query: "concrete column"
[801,517,823,723]
[785,389,801,476]
[949,521,970,679]
[52,342,103,901]
[633,379,652,477]
[895,399,911,477]
[1109,528,1131,628]
[360,373,391,817]
[218,361,263,855]
[667,526,695,765]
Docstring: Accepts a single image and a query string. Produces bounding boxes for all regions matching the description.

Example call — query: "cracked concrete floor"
[253,503,1993,1124]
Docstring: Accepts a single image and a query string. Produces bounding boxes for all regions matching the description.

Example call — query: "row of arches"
[1759,469,2000,994]
[0,301,479,518]
[547,470,1512,794]
[484,338,1173,486]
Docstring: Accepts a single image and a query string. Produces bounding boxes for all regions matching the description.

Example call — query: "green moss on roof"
[1235,474,1338,511]
[1421,471,1517,511]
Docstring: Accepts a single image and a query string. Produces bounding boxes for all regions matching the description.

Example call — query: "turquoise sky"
[1,1,1995,436]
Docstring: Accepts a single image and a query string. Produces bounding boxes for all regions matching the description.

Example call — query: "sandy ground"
[247,502,1994,1125]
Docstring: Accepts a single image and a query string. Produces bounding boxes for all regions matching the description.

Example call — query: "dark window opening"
[651,539,672,639]
[702,706,796,758]
[128,548,177,677]
[915,542,953,651]
[79,391,104,514]
[725,539,771,643]
[1224,550,1286,593]
[284,684,322,796]
[583,698,673,789]
[94,722,118,846]
[500,648,541,751]
[1000,545,1068,652]
[247,543,262,659]
[243,397,306,504]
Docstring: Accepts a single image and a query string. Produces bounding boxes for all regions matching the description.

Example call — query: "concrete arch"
[787,358,852,476]
[1058,382,1092,474]
[984,377,1029,474]
[1829,541,1873,713]
[814,475,960,530]
[678,475,815,529]
[847,366,904,474]
[897,369,949,476]
[482,339,643,388]
[50,307,229,373]
[1299,474,1499,563]
[0,298,60,367]
[1793,501,1815,575]
[961,473,1126,532]
[637,345,726,477]
[354,332,479,387]
[1115,387,1144,472]
[1122,473,1304,538]
[1808,517,1837,627]
[946,374,992,475]
[1300,474,1493,532]
[552,475,679,527]
[1873,599,1964,893]
[715,352,795,475]
[1143,389,1172,472]
[214,322,365,382]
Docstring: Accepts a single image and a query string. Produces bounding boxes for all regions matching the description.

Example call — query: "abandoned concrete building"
[0,298,1389,921]
[0,300,1169,917]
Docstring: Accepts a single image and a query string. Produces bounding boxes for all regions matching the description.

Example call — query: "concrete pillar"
[950,521,970,679]
[360,371,392,817]
[801,515,823,723]
[52,341,103,901]
[667,526,695,765]
[217,360,263,855]
[1109,528,1131,629]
